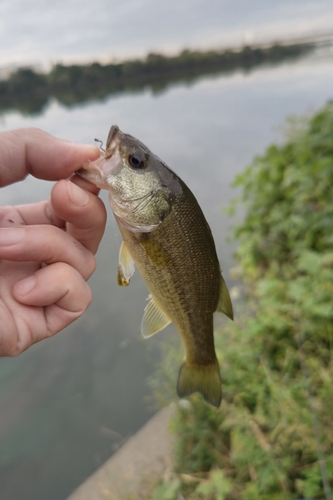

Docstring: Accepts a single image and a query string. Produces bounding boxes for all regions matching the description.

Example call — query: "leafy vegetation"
[0,41,315,115]
[148,101,333,499]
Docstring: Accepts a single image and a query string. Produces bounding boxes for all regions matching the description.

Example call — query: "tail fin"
[177,360,222,407]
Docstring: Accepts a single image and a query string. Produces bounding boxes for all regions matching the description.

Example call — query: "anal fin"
[141,296,171,338]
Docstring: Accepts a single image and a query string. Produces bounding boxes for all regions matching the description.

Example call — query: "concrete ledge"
[66,405,175,500]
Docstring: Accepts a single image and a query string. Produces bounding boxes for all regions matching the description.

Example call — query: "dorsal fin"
[216,277,234,320]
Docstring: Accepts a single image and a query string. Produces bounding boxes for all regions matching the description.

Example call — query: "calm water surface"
[1,48,333,500]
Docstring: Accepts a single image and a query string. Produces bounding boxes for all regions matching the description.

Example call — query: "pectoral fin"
[216,277,234,320]
[141,296,171,338]
[118,241,135,286]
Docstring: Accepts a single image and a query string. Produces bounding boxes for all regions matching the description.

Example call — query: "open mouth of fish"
[75,125,122,188]
[104,125,122,157]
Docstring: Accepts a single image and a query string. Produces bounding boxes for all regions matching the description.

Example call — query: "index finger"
[0,128,100,187]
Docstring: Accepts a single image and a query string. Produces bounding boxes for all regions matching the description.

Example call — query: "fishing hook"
[94,138,106,152]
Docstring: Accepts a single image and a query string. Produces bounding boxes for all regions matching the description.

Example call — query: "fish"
[77,125,233,407]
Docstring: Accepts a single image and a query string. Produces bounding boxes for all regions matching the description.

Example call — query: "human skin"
[0,128,107,356]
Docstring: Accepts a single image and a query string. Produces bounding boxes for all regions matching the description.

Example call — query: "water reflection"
[0,42,315,116]
[1,48,333,500]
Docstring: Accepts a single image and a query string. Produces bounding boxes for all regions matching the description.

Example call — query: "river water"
[1,45,333,499]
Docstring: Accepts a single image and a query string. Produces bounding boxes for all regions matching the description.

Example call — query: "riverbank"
[144,101,333,499]
[66,405,175,500]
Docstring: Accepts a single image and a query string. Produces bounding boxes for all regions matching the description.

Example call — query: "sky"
[0,0,332,71]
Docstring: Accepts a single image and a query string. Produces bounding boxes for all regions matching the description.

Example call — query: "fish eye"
[129,154,145,169]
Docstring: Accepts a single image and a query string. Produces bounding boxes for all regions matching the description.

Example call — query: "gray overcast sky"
[0,0,332,69]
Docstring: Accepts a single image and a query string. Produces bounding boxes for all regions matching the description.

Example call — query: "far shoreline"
[0,32,332,116]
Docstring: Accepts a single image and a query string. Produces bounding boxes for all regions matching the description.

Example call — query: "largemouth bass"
[78,126,233,407]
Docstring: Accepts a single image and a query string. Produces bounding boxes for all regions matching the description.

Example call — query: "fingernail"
[67,181,89,207]
[14,276,36,296]
[0,228,24,245]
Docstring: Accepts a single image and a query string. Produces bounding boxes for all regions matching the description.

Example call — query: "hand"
[0,128,107,356]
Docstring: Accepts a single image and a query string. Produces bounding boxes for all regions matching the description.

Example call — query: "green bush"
[150,101,333,499]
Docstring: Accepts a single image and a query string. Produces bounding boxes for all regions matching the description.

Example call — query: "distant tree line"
[0,42,315,115]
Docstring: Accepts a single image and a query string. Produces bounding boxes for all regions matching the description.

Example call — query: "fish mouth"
[76,125,121,181]
[106,125,120,151]
[76,162,100,180]
[75,150,108,188]
[105,124,127,159]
